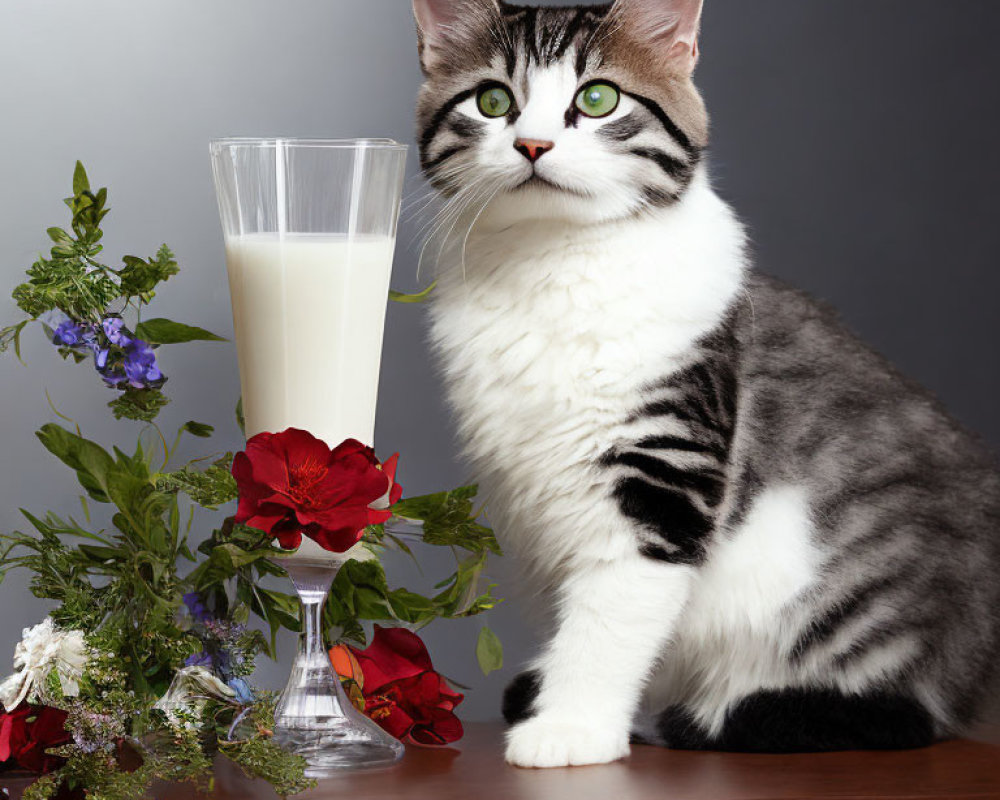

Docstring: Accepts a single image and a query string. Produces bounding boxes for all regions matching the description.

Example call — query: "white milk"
[224,233,396,562]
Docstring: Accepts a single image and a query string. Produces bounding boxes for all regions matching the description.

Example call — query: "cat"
[411,0,1000,768]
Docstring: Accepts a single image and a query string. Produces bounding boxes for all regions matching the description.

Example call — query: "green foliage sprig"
[0,162,223,422]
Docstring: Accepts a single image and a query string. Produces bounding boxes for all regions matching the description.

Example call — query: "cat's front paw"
[505,716,630,768]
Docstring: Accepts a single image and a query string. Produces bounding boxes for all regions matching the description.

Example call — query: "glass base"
[274,718,404,776]
[273,559,405,775]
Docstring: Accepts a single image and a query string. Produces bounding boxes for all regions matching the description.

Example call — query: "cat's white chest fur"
[428,174,747,568]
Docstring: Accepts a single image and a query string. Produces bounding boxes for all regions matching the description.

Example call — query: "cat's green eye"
[478,85,513,118]
[575,82,620,118]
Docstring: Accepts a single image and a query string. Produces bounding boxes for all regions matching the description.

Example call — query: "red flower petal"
[243,445,293,495]
[371,701,416,742]
[329,438,372,461]
[276,428,336,468]
[0,706,70,774]
[381,453,403,506]
[350,626,435,692]
[273,524,303,550]
[243,503,291,534]
[245,431,275,448]
[0,711,16,763]
[305,524,367,553]
[299,499,370,530]
[366,507,393,527]
[313,457,386,507]
[408,706,464,746]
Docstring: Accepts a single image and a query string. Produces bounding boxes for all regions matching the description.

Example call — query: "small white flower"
[0,618,89,710]
[153,666,236,727]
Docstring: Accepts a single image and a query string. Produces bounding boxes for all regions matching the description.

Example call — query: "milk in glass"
[224,233,396,561]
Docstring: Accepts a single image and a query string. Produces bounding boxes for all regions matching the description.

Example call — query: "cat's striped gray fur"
[412,0,1000,766]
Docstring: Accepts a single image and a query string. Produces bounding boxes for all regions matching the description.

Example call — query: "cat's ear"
[413,0,500,72]
[612,0,704,75]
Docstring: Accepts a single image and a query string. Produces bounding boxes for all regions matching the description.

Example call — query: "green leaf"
[46,227,72,244]
[113,443,150,481]
[208,543,267,572]
[78,544,125,563]
[332,559,394,621]
[135,318,225,345]
[0,320,28,358]
[387,588,436,624]
[72,161,90,196]
[181,421,214,438]
[105,470,156,531]
[433,551,482,610]
[235,396,245,436]
[36,423,114,502]
[476,625,503,675]
[393,486,501,556]
[389,281,437,304]
[188,530,283,592]
[237,579,301,654]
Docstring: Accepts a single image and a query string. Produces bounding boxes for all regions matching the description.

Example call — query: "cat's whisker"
[419,176,481,236]
[582,10,623,58]
[402,184,441,216]
[417,179,487,279]
[415,178,475,239]
[432,179,496,276]
[459,178,506,281]
[403,188,446,223]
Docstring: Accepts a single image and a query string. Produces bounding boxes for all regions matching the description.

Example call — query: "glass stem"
[284,561,339,689]
[299,582,331,671]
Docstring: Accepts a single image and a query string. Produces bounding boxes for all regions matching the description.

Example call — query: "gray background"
[1,0,998,723]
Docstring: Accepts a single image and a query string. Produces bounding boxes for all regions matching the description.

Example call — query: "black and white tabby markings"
[604,322,738,565]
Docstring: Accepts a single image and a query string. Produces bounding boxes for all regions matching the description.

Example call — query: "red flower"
[232,428,402,553]
[0,705,70,774]
[331,626,464,747]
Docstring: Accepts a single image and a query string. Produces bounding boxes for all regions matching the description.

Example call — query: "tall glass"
[210,138,408,775]
[210,138,407,449]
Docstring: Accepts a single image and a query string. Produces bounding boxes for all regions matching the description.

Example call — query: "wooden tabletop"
[5,722,1000,799]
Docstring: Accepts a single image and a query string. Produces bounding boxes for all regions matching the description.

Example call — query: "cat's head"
[413,0,708,225]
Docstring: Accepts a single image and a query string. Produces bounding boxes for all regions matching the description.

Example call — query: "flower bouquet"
[0,163,503,799]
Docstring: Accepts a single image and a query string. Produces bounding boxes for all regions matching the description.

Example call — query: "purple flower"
[53,320,84,347]
[184,651,214,668]
[183,592,213,623]
[92,320,166,390]
[94,348,126,387]
[52,318,98,353]
[125,339,166,389]
[183,647,232,677]
[101,316,131,347]
[122,339,164,389]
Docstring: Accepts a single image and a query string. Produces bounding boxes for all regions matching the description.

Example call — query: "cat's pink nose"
[514,139,554,163]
